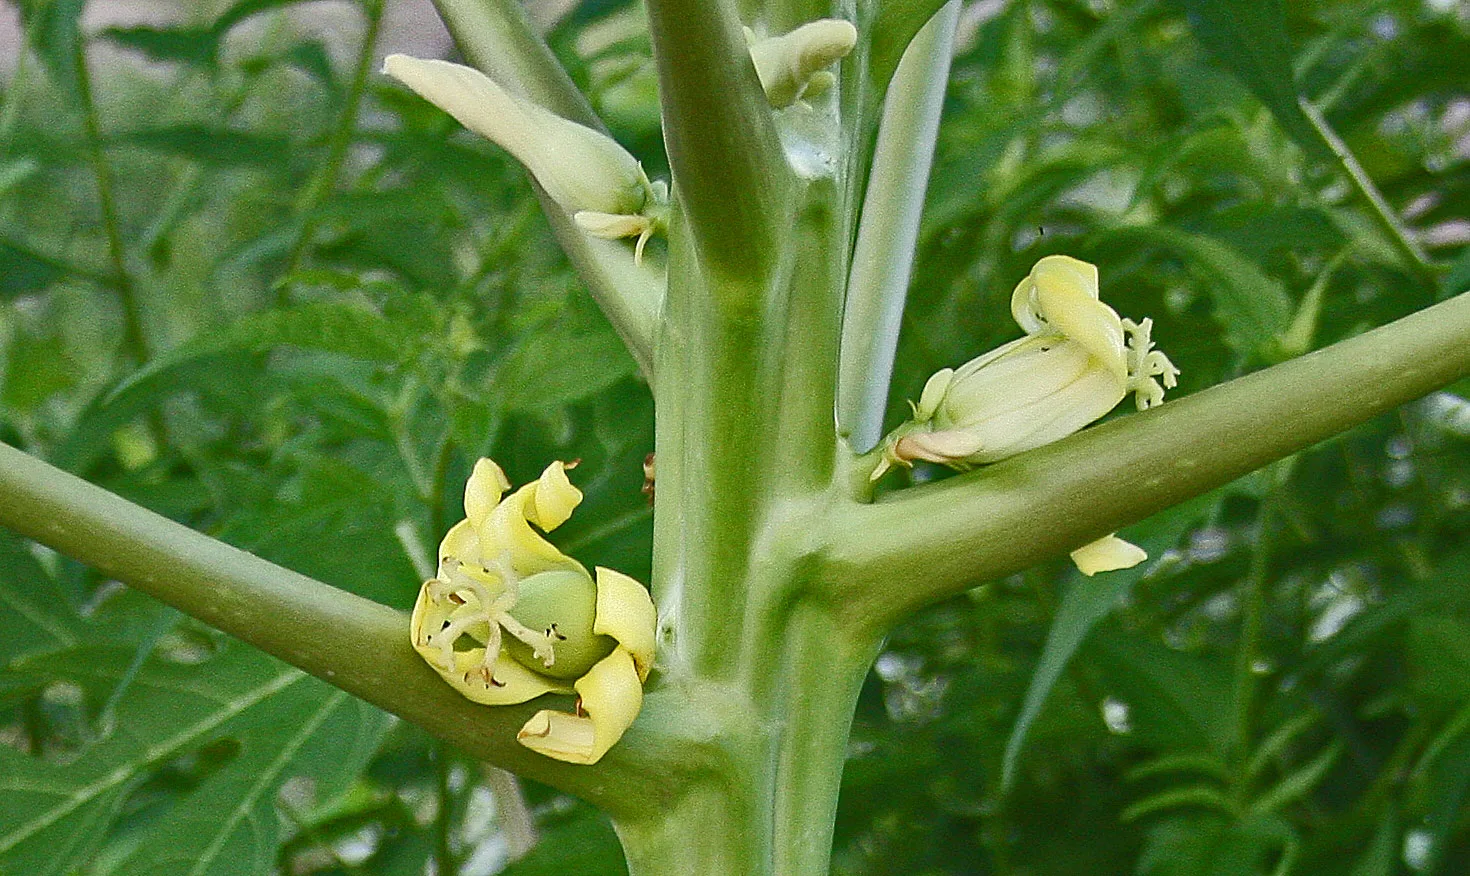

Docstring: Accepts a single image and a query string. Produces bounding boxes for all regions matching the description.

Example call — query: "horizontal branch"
[827,291,1470,630]
[0,443,694,817]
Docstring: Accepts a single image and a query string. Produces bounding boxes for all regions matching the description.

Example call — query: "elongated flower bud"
[383,55,665,260]
[876,255,1181,574]
[886,255,1177,471]
[746,19,857,108]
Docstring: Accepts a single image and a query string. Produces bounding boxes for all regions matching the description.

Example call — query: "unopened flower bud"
[383,55,666,259]
[746,19,858,108]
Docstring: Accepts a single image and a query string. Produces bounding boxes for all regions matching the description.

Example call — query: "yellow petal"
[439,647,571,705]
[1012,256,1125,381]
[480,464,584,578]
[517,647,643,764]
[593,567,657,681]
[437,518,479,574]
[1069,533,1148,576]
[529,461,583,531]
[464,458,511,533]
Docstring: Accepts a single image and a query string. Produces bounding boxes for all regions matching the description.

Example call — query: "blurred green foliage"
[1,0,1467,873]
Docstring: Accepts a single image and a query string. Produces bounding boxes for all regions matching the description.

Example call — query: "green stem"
[282,0,385,283]
[430,0,600,127]
[644,0,790,283]
[73,36,148,364]
[0,441,690,819]
[434,740,459,876]
[869,0,951,89]
[1232,463,1292,774]
[828,290,1470,630]
[838,2,958,452]
[1299,98,1438,289]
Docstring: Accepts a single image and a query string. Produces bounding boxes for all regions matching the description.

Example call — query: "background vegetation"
[1,0,1468,873]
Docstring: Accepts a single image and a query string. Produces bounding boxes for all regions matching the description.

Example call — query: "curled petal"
[517,647,643,764]
[464,458,511,534]
[593,567,657,681]
[1012,255,1126,381]
[530,461,582,531]
[1069,534,1147,576]
[481,462,585,578]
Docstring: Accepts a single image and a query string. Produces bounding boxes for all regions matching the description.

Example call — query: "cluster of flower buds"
[383,55,668,263]
[745,19,858,108]
[878,255,1180,575]
[410,459,656,765]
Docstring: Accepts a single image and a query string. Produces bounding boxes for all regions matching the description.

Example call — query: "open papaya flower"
[876,255,1181,576]
[410,459,656,765]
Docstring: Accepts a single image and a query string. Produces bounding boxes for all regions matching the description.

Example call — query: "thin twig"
[281,0,387,290]
[74,37,149,364]
[1299,98,1438,290]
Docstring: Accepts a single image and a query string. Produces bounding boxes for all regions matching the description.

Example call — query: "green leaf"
[213,0,332,38]
[99,25,220,67]
[0,531,83,666]
[0,641,389,876]
[110,300,421,401]
[1175,0,1325,158]
[1095,226,1294,360]
[1000,495,1215,789]
[117,126,291,168]
[1090,625,1235,755]
[496,324,640,413]
[500,802,628,876]
[16,0,86,101]
[1349,807,1399,876]
[0,240,63,299]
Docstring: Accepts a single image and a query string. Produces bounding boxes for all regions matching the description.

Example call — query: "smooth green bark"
[828,290,1470,631]
[5,3,1470,876]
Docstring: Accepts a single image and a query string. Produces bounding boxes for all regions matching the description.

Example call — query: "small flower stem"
[73,36,149,365]
[1298,98,1438,290]
[482,766,537,860]
[281,0,386,286]
[1231,462,1291,772]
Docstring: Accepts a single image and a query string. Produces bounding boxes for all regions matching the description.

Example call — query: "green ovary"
[505,569,616,679]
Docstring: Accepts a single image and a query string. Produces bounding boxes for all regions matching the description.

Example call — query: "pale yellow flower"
[878,255,1180,574]
[410,459,656,764]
